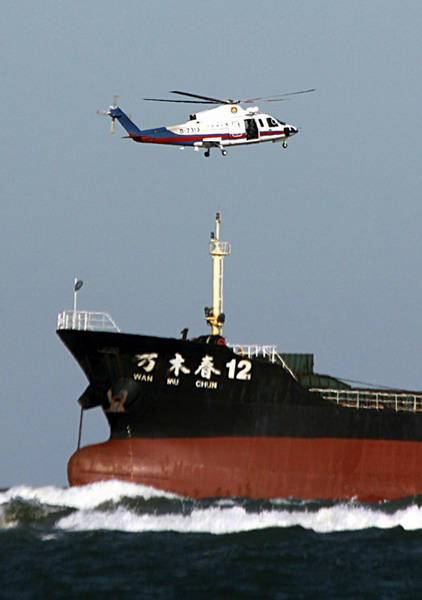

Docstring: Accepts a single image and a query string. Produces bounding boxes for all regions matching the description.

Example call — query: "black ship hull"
[58,329,422,500]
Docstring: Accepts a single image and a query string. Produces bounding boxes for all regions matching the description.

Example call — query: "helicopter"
[97,89,315,157]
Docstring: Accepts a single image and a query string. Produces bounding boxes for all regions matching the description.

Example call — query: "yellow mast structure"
[205,213,231,335]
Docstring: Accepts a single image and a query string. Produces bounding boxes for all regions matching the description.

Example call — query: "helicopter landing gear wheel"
[204,149,210,157]
[221,149,228,156]
[282,141,288,148]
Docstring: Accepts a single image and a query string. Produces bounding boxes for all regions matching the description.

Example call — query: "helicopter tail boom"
[108,107,142,137]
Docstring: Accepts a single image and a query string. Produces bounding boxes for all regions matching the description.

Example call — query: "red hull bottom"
[67,437,422,501]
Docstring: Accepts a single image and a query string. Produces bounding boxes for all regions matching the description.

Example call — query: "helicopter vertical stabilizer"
[107,107,142,137]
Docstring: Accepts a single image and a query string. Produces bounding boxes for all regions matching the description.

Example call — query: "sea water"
[1,482,421,599]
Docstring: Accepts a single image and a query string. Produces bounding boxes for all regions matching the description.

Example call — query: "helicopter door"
[229,120,243,138]
[245,119,259,140]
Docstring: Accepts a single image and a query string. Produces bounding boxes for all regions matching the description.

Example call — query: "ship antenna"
[205,212,231,335]
[73,278,83,329]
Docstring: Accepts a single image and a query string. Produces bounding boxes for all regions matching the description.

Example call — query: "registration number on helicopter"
[179,127,200,134]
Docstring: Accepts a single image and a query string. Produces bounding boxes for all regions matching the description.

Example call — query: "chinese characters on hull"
[133,352,158,381]
[132,351,252,389]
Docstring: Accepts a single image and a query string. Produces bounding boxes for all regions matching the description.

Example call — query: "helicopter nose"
[284,125,299,137]
[284,125,298,137]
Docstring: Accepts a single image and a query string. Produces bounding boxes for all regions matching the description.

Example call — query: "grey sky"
[1,1,421,486]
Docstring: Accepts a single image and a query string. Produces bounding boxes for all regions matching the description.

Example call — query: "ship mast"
[205,212,231,335]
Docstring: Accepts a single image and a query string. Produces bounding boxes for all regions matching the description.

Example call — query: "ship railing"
[230,344,277,361]
[229,345,298,380]
[311,388,422,413]
[57,310,120,332]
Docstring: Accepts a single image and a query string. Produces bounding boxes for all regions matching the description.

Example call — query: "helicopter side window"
[266,117,279,128]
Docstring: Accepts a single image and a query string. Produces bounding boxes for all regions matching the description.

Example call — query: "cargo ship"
[58,214,422,501]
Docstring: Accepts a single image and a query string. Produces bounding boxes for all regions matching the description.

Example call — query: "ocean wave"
[56,500,422,535]
[1,482,422,534]
[0,481,179,530]
[0,480,179,510]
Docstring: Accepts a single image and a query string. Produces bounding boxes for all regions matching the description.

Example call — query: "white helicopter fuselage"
[166,104,298,151]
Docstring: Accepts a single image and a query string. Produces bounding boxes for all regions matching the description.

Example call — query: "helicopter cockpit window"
[266,117,279,128]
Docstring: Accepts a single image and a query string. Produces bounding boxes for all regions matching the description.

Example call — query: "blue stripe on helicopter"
[130,128,248,146]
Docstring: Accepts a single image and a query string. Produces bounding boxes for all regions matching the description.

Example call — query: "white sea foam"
[0,480,179,509]
[1,482,422,534]
[56,498,422,535]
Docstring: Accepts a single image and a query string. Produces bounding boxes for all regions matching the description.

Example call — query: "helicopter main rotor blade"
[170,90,232,104]
[243,89,316,103]
[143,88,315,105]
[143,97,215,104]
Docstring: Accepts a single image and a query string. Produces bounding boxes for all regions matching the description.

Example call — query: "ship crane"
[205,213,231,335]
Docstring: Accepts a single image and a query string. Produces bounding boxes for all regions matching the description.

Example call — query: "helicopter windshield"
[267,117,285,128]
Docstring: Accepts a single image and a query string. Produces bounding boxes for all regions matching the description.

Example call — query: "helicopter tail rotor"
[97,95,119,133]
